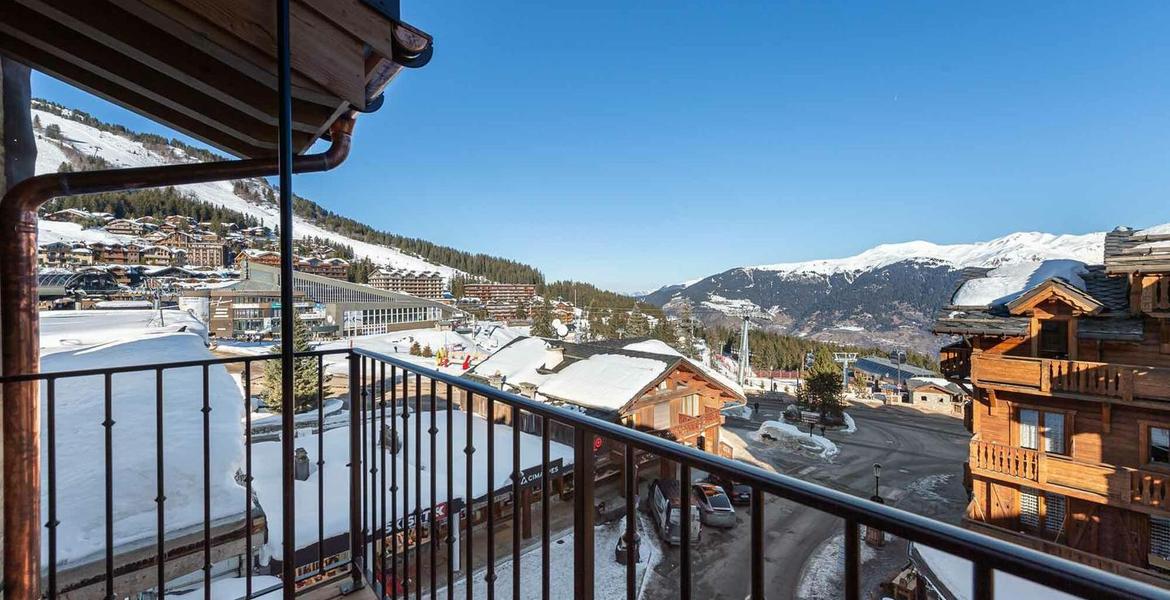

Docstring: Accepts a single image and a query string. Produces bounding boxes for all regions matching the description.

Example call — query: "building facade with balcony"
[368,268,444,298]
[934,225,1170,588]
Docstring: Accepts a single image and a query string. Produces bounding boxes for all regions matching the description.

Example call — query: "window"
[1019,408,1067,455]
[681,394,701,417]
[1152,427,1170,465]
[1019,409,1039,450]
[1152,517,1170,566]
[653,403,670,429]
[1038,319,1069,358]
[1020,487,1065,539]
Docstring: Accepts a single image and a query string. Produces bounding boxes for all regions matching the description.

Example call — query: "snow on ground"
[171,575,283,599]
[905,474,954,505]
[752,420,839,459]
[317,323,528,377]
[750,231,1104,276]
[42,332,245,567]
[1136,222,1170,237]
[796,533,877,600]
[251,408,574,561]
[447,514,660,600]
[950,259,1088,307]
[912,543,1078,600]
[32,108,456,277]
[38,219,135,246]
[841,412,856,434]
[40,308,207,355]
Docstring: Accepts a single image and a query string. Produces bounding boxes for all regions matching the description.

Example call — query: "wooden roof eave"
[0,0,432,158]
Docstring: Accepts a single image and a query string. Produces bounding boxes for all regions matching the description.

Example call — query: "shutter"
[1019,409,1039,450]
[1044,412,1066,455]
[1045,493,1066,537]
[1152,517,1170,560]
[1019,487,1040,530]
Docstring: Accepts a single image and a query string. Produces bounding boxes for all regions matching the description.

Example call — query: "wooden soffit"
[1006,278,1104,316]
[0,0,432,157]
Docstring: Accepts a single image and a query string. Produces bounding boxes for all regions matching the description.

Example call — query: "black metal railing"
[10,345,1170,600]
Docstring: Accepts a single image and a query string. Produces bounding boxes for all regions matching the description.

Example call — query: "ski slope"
[31,107,458,278]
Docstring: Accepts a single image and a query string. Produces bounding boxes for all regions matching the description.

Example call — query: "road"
[641,401,971,600]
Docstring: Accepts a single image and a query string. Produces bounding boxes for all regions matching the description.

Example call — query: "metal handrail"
[350,346,1170,600]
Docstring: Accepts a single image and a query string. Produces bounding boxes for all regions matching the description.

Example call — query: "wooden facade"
[936,239,1170,587]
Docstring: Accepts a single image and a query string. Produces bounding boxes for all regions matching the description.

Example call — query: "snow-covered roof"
[912,543,1077,600]
[537,353,669,411]
[251,408,573,560]
[622,339,745,399]
[951,260,1089,308]
[907,377,964,396]
[468,336,551,386]
[41,332,244,568]
[40,309,207,354]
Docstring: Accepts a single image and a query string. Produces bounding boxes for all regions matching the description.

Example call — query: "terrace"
[0,2,1168,600]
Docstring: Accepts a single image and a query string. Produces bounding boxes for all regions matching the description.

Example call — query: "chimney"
[518,382,538,399]
[294,447,310,481]
[489,373,505,390]
[544,346,564,370]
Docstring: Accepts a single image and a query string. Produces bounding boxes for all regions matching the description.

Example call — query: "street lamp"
[866,462,886,547]
[871,463,883,503]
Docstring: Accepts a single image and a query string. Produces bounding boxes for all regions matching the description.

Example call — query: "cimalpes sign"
[516,458,567,488]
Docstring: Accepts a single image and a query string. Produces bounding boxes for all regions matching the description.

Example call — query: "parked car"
[691,483,737,528]
[703,474,752,505]
[647,479,702,545]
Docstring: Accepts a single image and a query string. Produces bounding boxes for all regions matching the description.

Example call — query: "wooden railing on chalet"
[964,519,1170,589]
[667,409,723,441]
[1141,276,1170,313]
[1132,469,1170,509]
[970,353,1170,403]
[971,439,1040,482]
[939,343,972,380]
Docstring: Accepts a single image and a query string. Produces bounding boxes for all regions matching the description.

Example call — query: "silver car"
[692,483,736,528]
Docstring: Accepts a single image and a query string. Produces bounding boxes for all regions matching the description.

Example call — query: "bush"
[422,344,433,358]
[409,341,421,356]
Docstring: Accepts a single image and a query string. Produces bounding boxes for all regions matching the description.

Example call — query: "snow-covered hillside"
[31,107,457,278]
[749,231,1105,276]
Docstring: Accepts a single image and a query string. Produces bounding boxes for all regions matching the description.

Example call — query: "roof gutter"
[0,111,355,599]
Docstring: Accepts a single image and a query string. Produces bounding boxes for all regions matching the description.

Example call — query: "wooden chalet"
[934,225,1170,588]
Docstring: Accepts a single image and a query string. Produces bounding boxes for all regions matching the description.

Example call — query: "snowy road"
[641,403,970,600]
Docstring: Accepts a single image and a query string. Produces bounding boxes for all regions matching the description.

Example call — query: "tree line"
[40,188,262,232]
[703,323,938,373]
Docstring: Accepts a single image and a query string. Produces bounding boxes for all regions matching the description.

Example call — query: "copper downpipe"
[0,112,355,599]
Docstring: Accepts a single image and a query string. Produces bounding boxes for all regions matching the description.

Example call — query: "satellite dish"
[553,319,569,337]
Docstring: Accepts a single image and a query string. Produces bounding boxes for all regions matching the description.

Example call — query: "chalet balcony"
[964,519,1170,590]
[939,342,973,380]
[970,439,1040,483]
[1131,469,1170,510]
[660,408,724,443]
[969,353,1170,404]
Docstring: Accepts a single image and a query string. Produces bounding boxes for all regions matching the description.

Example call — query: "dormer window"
[1038,319,1070,359]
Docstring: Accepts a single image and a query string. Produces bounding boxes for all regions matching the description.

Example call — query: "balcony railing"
[5,348,1169,599]
[1132,470,1170,509]
[664,408,723,441]
[970,353,1170,403]
[971,439,1040,482]
[940,343,972,380]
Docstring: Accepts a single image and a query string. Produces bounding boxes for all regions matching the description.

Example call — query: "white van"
[648,479,701,545]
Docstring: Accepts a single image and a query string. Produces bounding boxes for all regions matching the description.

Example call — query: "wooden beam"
[300,0,396,59]
[0,31,272,158]
[21,0,334,137]
[1101,403,1111,435]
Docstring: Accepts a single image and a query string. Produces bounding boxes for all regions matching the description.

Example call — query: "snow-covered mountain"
[31,105,456,277]
[641,229,1135,354]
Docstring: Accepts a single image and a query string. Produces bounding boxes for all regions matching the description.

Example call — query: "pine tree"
[626,307,651,337]
[262,311,321,413]
[798,370,844,420]
[409,341,422,356]
[530,299,555,338]
[422,344,433,358]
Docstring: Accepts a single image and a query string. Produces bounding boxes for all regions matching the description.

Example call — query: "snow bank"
[797,533,876,599]
[913,543,1078,600]
[754,420,839,459]
[42,332,245,567]
[538,354,668,411]
[40,309,207,355]
[841,412,856,434]
[951,259,1088,307]
[251,408,573,560]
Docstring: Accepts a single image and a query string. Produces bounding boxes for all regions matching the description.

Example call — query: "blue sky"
[33,2,1170,292]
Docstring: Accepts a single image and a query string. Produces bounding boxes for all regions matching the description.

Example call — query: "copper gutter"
[0,112,355,599]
